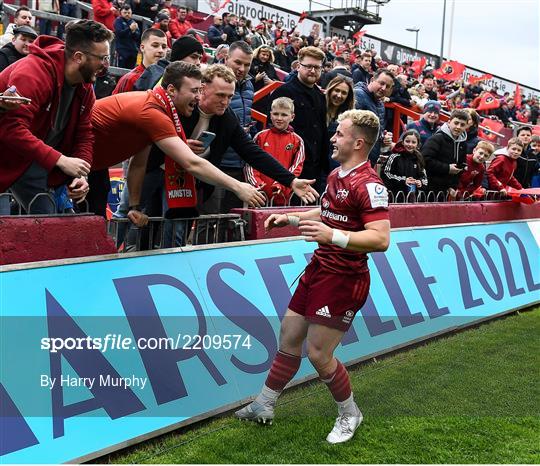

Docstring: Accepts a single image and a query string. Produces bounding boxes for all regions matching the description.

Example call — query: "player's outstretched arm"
[299,219,390,253]
[156,137,266,207]
[265,208,321,232]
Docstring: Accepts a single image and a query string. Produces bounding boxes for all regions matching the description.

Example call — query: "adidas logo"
[315,306,331,318]
[264,142,270,147]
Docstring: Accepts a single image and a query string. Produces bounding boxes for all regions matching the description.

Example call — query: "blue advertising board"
[1,220,539,463]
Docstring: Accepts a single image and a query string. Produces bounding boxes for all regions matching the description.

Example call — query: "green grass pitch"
[103,307,540,464]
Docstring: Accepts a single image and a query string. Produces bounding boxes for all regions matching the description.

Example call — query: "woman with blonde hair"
[250,45,278,91]
[326,75,354,170]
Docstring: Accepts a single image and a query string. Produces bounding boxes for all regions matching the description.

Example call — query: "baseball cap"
[13,25,38,39]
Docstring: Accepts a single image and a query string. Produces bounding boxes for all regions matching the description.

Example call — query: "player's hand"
[291,178,318,204]
[235,182,266,207]
[264,213,290,231]
[500,188,508,196]
[67,177,89,202]
[128,209,149,227]
[187,138,205,155]
[56,155,91,178]
[299,220,333,244]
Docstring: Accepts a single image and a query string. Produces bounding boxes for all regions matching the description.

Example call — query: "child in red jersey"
[457,140,494,197]
[487,137,524,195]
[236,110,390,445]
[244,97,305,205]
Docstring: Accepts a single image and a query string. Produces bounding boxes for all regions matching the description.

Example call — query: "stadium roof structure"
[307,0,391,35]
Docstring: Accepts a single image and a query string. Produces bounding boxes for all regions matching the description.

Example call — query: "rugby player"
[236,109,390,444]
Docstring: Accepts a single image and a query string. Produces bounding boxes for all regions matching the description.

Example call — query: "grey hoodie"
[439,123,468,165]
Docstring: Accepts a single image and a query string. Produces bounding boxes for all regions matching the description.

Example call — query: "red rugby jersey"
[314,161,389,275]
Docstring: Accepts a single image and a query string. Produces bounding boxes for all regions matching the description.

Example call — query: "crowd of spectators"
[1,1,539,248]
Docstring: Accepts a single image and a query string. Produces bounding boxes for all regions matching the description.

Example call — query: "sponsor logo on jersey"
[321,209,348,222]
[336,189,349,202]
[342,310,354,324]
[366,182,388,208]
[315,306,331,318]
[322,198,330,209]
[285,143,294,150]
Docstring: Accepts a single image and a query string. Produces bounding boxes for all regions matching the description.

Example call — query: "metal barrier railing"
[2,3,80,27]
[107,213,247,252]
[386,189,508,204]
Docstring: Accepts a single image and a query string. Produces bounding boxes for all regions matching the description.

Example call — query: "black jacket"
[319,67,353,89]
[181,107,295,199]
[223,24,240,44]
[514,147,538,188]
[273,49,289,71]
[390,77,412,107]
[381,142,428,195]
[421,123,467,191]
[352,66,371,85]
[269,74,329,179]
[250,58,278,92]
[0,43,25,72]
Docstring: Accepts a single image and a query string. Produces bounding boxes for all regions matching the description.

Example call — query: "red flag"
[352,29,366,45]
[410,56,426,78]
[514,83,522,108]
[476,93,500,111]
[467,73,493,85]
[433,60,466,81]
[478,117,504,141]
[219,0,232,9]
[298,11,308,23]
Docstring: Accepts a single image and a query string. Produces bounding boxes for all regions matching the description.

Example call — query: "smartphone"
[198,131,216,149]
[0,95,31,104]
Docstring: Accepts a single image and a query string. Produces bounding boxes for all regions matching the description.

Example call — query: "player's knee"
[279,332,303,355]
[306,344,330,369]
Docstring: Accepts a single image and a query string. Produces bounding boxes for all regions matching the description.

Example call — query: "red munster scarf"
[152,86,197,209]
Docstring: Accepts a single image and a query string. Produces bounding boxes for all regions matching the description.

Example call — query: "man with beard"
[0,20,112,214]
[270,46,329,193]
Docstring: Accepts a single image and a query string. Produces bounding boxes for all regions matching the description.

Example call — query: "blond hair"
[254,45,275,63]
[338,109,380,149]
[507,137,524,149]
[202,64,236,85]
[475,140,495,155]
[297,46,325,63]
[271,97,294,113]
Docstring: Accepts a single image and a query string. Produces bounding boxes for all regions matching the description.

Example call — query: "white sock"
[336,393,358,416]
[254,385,281,406]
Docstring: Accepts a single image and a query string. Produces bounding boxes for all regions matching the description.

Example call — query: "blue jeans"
[0,193,11,214]
[9,162,56,214]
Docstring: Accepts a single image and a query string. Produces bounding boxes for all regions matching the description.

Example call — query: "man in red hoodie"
[0,20,113,213]
[91,0,117,30]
